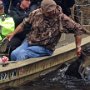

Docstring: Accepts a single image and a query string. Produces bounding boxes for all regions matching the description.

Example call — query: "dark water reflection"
[5,64,90,90]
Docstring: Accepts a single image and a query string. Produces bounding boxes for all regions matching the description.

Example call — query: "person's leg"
[11,45,53,61]
[7,37,22,54]
[27,46,53,58]
[6,37,23,60]
[11,39,28,61]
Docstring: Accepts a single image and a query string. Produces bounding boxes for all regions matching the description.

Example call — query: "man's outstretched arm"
[6,23,24,41]
[75,35,82,57]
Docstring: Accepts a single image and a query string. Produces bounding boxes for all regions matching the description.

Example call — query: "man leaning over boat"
[6,0,90,61]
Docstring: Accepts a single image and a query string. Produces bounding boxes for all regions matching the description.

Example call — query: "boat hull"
[0,35,90,89]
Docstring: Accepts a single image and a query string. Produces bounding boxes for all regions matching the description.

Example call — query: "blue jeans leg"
[11,40,53,61]
[11,39,28,61]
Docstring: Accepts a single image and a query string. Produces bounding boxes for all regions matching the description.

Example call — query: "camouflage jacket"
[20,5,86,51]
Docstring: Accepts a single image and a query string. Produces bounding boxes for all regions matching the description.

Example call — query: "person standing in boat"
[7,0,38,55]
[0,0,15,42]
[6,0,90,61]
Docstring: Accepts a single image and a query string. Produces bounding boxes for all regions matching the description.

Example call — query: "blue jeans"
[11,40,53,61]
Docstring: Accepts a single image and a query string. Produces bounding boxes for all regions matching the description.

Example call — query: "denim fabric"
[11,39,53,61]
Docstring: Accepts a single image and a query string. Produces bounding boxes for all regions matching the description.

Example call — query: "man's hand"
[6,33,14,41]
[76,46,82,57]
